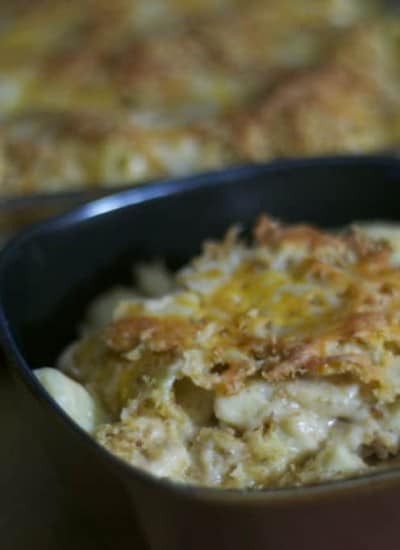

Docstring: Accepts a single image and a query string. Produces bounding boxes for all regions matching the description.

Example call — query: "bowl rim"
[2,154,400,503]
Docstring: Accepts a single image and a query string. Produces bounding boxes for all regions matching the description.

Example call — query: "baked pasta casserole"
[0,0,399,196]
[36,217,400,489]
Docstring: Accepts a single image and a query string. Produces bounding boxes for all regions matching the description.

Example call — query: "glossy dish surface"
[0,0,399,196]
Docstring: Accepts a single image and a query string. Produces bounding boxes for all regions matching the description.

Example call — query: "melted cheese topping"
[54,218,400,488]
[0,1,399,196]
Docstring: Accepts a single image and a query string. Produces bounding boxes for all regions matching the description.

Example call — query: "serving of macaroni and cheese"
[35,217,400,489]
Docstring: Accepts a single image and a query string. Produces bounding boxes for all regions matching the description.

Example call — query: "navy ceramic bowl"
[2,156,400,550]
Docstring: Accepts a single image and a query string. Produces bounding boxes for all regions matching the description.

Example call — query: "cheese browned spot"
[227,62,398,160]
[105,315,197,353]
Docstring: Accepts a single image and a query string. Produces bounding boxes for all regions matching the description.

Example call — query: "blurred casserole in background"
[0,0,399,198]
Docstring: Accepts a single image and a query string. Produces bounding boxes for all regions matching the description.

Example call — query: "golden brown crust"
[254,215,345,251]
[254,215,392,266]
[105,315,197,353]
[261,311,392,381]
[70,216,400,402]
[0,110,231,194]
[244,218,400,395]
[227,62,397,160]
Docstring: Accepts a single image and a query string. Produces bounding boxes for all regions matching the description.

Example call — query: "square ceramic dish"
[2,156,400,549]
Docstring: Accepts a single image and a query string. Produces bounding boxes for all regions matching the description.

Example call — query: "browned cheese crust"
[69,217,400,406]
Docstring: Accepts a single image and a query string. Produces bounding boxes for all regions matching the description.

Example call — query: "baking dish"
[2,156,400,549]
[0,0,398,224]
